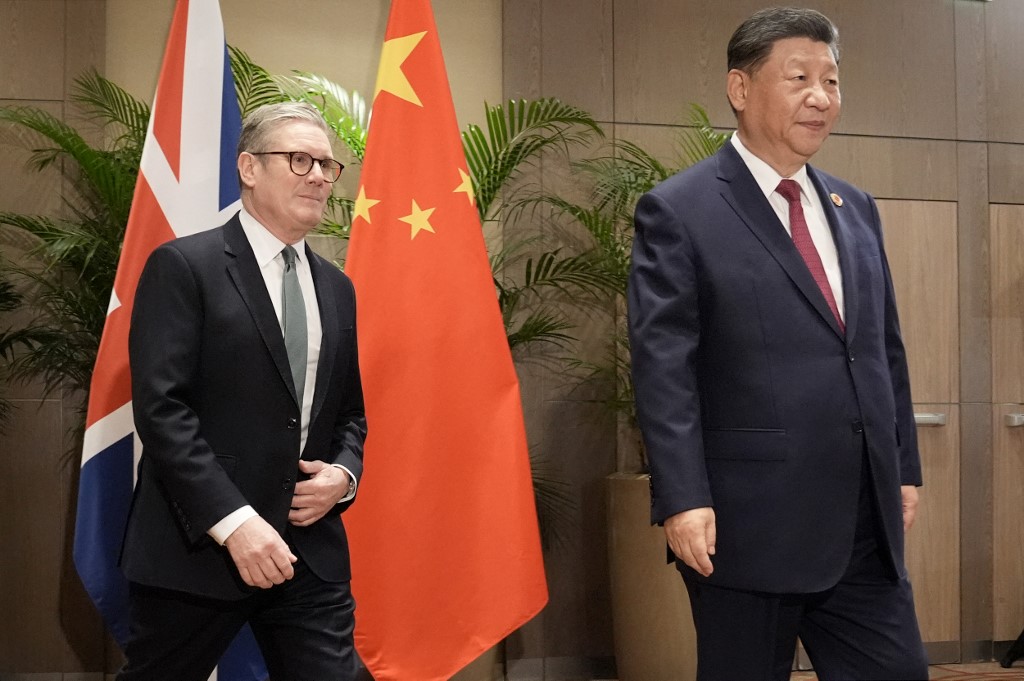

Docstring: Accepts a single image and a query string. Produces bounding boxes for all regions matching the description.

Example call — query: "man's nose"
[806,83,833,109]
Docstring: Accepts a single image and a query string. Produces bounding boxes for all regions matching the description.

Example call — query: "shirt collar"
[730,132,813,202]
[237,206,306,268]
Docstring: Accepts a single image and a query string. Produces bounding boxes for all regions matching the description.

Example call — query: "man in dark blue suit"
[628,7,928,680]
[118,103,365,681]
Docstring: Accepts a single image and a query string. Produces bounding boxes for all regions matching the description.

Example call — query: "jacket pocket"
[703,428,789,461]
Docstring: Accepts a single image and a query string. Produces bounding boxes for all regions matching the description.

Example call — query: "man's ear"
[726,69,749,113]
[237,152,258,189]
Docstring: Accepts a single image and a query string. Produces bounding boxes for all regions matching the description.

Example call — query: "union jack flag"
[72,1,265,678]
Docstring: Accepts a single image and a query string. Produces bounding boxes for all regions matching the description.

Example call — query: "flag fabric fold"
[345,1,548,679]
[72,1,265,678]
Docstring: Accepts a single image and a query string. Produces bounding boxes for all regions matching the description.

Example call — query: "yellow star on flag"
[353,186,381,224]
[399,199,436,239]
[454,168,475,206]
[374,31,427,106]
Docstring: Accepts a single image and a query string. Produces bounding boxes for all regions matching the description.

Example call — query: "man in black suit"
[117,102,365,681]
[628,7,928,680]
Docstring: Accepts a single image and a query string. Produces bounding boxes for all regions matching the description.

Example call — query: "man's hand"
[224,516,296,589]
[289,459,349,527]
[664,507,716,577]
[901,485,919,532]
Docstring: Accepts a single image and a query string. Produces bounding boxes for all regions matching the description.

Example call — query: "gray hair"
[237,101,330,157]
[727,7,839,75]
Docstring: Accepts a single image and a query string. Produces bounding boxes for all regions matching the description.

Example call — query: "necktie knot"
[282,245,298,271]
[776,179,801,204]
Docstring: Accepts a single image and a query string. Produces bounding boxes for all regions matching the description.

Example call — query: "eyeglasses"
[250,151,344,183]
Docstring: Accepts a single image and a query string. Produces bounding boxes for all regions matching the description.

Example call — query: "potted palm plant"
[530,105,728,681]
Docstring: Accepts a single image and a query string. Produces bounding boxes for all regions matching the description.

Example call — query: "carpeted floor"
[789,662,1024,680]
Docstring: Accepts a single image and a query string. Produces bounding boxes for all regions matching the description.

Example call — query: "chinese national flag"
[343,1,548,679]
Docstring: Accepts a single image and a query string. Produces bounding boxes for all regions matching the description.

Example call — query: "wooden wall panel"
[612,0,755,127]
[986,0,1024,144]
[989,143,1024,205]
[906,404,961,644]
[994,403,1024,640]
[878,200,959,404]
[955,0,988,141]
[813,137,957,202]
[0,400,65,670]
[0,0,65,101]
[990,205,1024,404]
[824,0,956,140]
[502,0,541,101]
[541,0,613,121]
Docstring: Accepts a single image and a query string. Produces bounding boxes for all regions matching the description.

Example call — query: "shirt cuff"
[331,464,358,502]
[208,505,259,545]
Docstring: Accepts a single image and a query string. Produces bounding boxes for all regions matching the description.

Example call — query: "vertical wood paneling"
[0,0,66,100]
[906,405,961,643]
[985,0,1024,144]
[502,0,542,101]
[541,0,614,121]
[824,0,956,139]
[613,0,757,127]
[878,200,959,404]
[988,143,1024,206]
[994,403,1024,640]
[990,205,1024,404]
[0,400,65,669]
[955,0,988,141]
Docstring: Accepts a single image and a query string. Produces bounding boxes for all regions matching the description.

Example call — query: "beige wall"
[105,0,501,134]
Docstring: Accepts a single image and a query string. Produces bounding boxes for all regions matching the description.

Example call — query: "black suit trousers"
[117,557,357,681]
[680,452,928,681]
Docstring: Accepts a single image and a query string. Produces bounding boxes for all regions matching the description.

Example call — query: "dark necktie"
[281,245,308,403]
[775,179,844,333]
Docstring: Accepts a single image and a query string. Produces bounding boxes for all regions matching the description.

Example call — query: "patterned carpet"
[788,662,1024,680]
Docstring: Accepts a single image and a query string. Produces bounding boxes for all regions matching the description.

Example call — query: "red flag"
[344,1,548,678]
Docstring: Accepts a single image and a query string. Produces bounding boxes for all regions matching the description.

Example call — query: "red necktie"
[775,179,844,333]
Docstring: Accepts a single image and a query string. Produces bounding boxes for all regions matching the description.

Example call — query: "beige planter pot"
[450,644,501,681]
[607,472,697,681]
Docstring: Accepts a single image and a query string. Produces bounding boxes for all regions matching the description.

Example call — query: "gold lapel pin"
[830,193,843,207]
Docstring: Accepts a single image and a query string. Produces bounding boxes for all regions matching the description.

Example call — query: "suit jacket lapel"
[808,166,858,343]
[223,217,299,405]
[716,145,844,338]
[306,246,336,428]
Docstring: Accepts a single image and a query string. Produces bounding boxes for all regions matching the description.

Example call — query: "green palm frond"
[677,103,730,168]
[229,45,289,117]
[506,310,575,351]
[529,448,577,551]
[462,98,603,223]
[71,70,150,151]
[278,72,369,161]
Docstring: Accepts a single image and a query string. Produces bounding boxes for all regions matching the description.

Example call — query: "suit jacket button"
[282,477,293,490]
[848,353,856,362]
[287,418,299,429]
[852,420,864,433]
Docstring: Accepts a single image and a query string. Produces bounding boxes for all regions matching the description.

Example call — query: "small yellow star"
[374,31,427,106]
[454,168,475,206]
[399,200,436,239]
[353,186,381,224]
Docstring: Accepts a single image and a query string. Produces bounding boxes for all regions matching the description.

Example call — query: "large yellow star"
[454,168,475,206]
[353,186,380,224]
[374,31,427,106]
[399,200,436,239]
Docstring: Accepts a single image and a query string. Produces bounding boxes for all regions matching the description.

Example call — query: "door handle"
[1005,413,1024,427]
[914,412,947,427]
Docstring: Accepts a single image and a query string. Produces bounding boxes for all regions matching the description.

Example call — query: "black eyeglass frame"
[250,150,344,183]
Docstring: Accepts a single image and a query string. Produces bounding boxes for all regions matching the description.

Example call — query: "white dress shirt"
[208,208,355,545]
[730,133,845,322]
